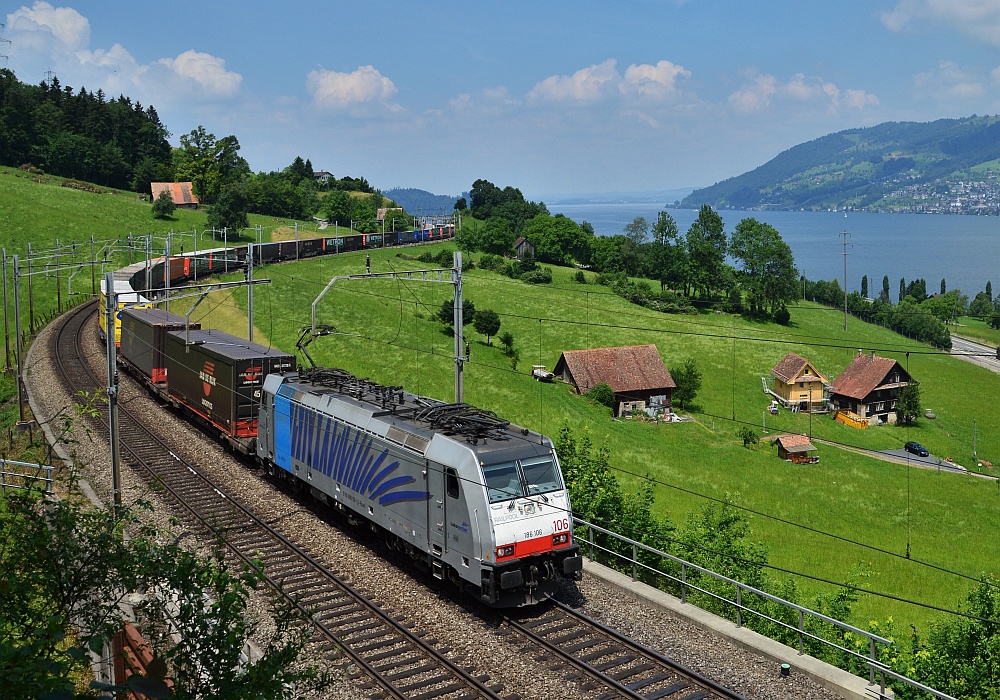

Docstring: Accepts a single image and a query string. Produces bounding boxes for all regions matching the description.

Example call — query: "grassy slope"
[4,169,999,634]
[225,247,1000,633]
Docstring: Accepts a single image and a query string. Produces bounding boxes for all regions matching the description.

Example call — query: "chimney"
[857,349,863,357]
[871,350,876,358]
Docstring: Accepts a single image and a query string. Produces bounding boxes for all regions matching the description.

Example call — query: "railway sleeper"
[625,672,672,691]
[609,662,656,681]
[593,654,637,671]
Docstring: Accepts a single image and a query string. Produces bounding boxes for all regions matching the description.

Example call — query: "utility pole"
[246,244,254,343]
[104,272,123,519]
[840,229,851,332]
[13,255,25,424]
[453,251,465,403]
[2,248,9,372]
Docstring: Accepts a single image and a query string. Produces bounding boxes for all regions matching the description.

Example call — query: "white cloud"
[6,4,242,103]
[882,0,1000,45]
[158,50,242,97]
[914,60,985,99]
[728,73,777,113]
[621,60,690,98]
[528,59,619,101]
[729,71,878,113]
[8,1,89,51]
[307,65,397,109]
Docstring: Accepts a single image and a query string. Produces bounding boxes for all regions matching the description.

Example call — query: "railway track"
[52,300,510,700]
[502,601,748,700]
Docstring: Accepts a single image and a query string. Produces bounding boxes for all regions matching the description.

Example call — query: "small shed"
[513,236,536,260]
[776,434,819,463]
[554,344,675,417]
[150,182,199,208]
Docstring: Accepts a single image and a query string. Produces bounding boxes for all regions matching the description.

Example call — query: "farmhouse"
[150,182,199,209]
[829,350,916,425]
[554,344,675,417]
[769,351,829,412]
[513,236,536,260]
[313,170,333,184]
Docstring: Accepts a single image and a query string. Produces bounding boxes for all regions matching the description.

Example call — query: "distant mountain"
[544,188,696,206]
[384,188,467,215]
[680,115,1000,213]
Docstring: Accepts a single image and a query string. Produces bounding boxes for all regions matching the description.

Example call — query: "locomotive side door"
[427,459,447,561]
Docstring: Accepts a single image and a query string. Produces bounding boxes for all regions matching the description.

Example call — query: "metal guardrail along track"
[51,301,508,700]
[504,600,747,700]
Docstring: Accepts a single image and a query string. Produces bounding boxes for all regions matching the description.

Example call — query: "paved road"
[951,334,1000,374]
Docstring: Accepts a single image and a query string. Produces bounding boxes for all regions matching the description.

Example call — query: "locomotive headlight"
[496,545,514,559]
[552,533,569,545]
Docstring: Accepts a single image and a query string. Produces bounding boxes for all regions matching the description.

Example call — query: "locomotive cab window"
[446,467,460,499]
[521,455,562,496]
[483,461,524,503]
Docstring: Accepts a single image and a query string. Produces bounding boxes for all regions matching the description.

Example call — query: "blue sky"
[5,1,1000,199]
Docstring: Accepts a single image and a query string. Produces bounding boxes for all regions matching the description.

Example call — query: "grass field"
[4,169,999,636]
[953,315,1000,347]
[203,245,1000,635]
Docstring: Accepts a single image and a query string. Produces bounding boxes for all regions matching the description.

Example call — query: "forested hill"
[384,188,467,214]
[0,69,173,192]
[681,115,1000,212]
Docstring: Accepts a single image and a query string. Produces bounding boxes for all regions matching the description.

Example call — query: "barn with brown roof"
[769,351,829,412]
[553,344,676,417]
[830,350,916,425]
[775,434,819,463]
[150,182,199,208]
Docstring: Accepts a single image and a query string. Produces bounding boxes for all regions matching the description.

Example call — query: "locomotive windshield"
[483,461,524,503]
[521,455,562,496]
[482,455,564,504]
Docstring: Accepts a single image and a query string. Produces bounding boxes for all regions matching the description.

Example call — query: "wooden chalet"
[554,344,675,417]
[830,351,916,425]
[775,434,819,464]
[513,236,536,260]
[150,182,199,209]
[769,352,829,412]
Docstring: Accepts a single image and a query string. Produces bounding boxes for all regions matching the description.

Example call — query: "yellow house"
[769,352,829,412]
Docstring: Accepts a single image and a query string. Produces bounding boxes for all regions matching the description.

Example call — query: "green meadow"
[225,245,1000,634]
[4,168,1000,635]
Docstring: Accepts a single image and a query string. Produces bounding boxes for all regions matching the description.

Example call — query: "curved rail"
[505,600,748,700]
[52,300,507,700]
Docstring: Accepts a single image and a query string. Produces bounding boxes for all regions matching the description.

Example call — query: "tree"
[473,309,501,345]
[0,487,327,699]
[686,205,728,299]
[670,358,702,409]
[454,197,467,211]
[622,215,649,273]
[899,277,906,303]
[880,275,891,304]
[499,331,515,356]
[988,280,993,300]
[940,278,947,295]
[728,218,798,318]
[151,188,176,219]
[208,181,250,233]
[738,426,760,449]
[174,126,249,205]
[438,297,476,327]
[896,383,922,425]
[523,214,588,266]
[647,211,687,292]
[861,275,869,299]
[970,291,995,318]
[481,217,515,255]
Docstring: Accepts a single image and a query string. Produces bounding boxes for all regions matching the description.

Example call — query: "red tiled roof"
[770,352,827,384]
[151,182,198,205]
[776,434,816,453]
[554,344,675,394]
[831,353,912,400]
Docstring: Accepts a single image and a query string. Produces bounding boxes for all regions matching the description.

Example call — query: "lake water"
[547,203,1000,296]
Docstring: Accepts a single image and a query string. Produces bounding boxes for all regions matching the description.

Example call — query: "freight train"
[114,291,581,607]
[100,225,455,344]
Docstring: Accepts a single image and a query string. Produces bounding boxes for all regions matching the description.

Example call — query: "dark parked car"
[904,441,929,457]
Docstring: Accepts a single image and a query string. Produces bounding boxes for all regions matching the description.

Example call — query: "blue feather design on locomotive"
[287,402,431,506]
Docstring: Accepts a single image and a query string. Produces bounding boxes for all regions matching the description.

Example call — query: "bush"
[587,383,616,412]
[575,270,587,284]
[738,426,759,448]
[478,253,506,273]
[520,268,552,284]
[772,305,791,325]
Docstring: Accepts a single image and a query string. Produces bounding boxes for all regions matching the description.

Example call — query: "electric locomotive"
[256,367,582,607]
